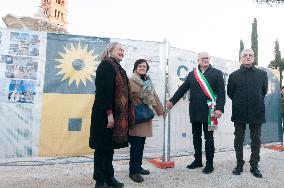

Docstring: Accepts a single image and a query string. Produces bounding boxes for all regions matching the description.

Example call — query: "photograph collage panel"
[2,31,42,106]
[3,55,38,80]
[9,32,40,57]
[8,80,36,104]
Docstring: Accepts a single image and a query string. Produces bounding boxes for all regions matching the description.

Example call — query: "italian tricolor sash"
[194,68,218,131]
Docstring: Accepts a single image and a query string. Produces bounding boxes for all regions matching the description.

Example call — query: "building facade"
[40,0,68,30]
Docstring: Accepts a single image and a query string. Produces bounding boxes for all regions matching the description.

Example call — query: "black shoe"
[106,177,124,188]
[250,167,263,178]
[95,181,110,188]
[140,168,150,175]
[232,165,243,175]
[129,173,144,183]
[202,164,214,174]
[186,160,203,169]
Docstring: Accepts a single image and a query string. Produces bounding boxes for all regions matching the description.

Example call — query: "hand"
[214,110,222,118]
[107,114,114,128]
[166,101,174,110]
[162,111,167,118]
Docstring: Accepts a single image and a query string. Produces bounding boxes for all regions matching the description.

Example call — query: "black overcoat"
[227,65,268,124]
[89,60,128,150]
[170,65,225,123]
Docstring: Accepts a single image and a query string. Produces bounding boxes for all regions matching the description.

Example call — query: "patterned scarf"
[105,57,135,145]
[131,73,156,107]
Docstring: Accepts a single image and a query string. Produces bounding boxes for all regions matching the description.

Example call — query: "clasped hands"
[214,110,222,118]
[107,114,114,129]
[166,101,222,118]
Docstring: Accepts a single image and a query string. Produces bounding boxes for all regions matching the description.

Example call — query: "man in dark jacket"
[166,52,225,174]
[227,49,268,178]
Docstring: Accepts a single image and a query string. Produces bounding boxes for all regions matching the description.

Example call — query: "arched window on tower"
[44,8,48,16]
[54,9,57,17]
[61,13,64,21]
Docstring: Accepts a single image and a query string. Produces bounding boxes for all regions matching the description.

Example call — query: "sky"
[0,0,283,67]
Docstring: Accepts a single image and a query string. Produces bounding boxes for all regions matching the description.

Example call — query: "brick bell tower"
[40,0,68,30]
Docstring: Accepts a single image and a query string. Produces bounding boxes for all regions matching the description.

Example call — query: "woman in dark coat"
[89,42,135,188]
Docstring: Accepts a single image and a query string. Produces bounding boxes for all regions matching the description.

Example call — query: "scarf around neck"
[131,72,157,107]
[104,57,135,147]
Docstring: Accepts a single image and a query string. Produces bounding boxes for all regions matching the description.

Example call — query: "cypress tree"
[239,39,244,61]
[251,18,258,65]
[268,40,284,87]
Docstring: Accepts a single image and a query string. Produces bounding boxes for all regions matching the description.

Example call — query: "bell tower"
[40,0,68,30]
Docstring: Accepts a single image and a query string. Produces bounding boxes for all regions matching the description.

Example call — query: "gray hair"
[100,42,121,60]
[197,51,210,59]
[240,49,254,57]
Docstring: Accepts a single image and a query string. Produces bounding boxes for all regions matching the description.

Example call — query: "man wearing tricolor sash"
[166,52,225,174]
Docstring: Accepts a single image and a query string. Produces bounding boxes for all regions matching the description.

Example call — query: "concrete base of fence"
[148,158,175,169]
[264,144,284,151]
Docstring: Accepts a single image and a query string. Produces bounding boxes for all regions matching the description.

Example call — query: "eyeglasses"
[137,64,147,68]
[201,57,210,61]
[242,54,254,57]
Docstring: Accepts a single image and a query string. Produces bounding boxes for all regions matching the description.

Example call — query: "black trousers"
[234,123,261,168]
[192,122,215,164]
[93,149,114,182]
[129,135,146,175]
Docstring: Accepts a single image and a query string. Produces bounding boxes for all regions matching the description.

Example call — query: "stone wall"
[2,14,67,34]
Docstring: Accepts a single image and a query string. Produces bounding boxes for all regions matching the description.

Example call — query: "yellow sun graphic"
[55,43,99,87]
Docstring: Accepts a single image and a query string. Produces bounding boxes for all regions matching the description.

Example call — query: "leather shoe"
[106,177,124,188]
[129,173,144,183]
[232,165,243,175]
[186,160,203,169]
[95,181,110,188]
[140,168,150,175]
[202,164,214,174]
[250,167,263,178]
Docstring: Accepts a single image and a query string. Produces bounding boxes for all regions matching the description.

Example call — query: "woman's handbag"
[135,103,155,124]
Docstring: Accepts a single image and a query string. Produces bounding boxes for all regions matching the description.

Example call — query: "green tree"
[239,39,244,61]
[255,0,284,6]
[251,18,258,65]
[268,40,284,87]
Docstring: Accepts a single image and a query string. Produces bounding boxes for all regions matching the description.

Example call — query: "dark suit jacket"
[227,65,268,124]
[170,65,225,123]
